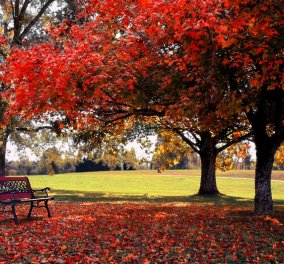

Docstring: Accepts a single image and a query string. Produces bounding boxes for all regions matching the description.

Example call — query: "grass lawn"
[28,170,284,204]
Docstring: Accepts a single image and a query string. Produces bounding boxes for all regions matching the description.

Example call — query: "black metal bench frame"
[0,176,54,224]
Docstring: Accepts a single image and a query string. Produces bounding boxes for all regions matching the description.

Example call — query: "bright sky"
[6,142,36,161]
[6,136,157,162]
[125,136,157,160]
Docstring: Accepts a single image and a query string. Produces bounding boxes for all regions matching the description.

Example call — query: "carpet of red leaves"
[0,202,283,263]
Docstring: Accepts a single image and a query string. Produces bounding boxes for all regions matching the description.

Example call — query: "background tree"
[95,147,139,170]
[123,148,140,170]
[7,127,78,174]
[38,147,64,175]
[78,129,141,171]
[216,142,250,171]
[16,158,34,175]
[151,130,192,172]
[274,145,284,170]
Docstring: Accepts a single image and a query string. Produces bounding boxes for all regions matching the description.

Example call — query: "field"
[1,170,283,263]
[28,170,284,204]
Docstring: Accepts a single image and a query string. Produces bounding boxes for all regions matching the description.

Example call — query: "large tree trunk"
[254,142,276,215]
[249,88,284,215]
[198,132,219,195]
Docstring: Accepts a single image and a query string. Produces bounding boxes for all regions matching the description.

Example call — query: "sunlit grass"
[27,170,284,203]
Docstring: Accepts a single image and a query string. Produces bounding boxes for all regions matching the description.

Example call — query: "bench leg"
[11,204,19,225]
[45,200,51,217]
[27,201,34,218]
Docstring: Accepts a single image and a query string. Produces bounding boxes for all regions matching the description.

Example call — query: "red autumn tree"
[4,0,283,214]
[214,0,283,214]
[4,0,250,194]
[0,0,74,175]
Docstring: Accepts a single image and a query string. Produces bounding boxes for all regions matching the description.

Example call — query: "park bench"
[0,176,54,224]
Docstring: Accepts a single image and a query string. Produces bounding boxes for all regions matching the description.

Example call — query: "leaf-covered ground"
[0,202,283,263]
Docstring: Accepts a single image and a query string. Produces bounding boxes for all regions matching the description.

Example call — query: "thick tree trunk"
[248,88,284,215]
[198,150,219,195]
[254,142,277,215]
[198,133,219,195]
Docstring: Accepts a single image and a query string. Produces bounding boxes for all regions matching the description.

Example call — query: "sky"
[6,136,157,162]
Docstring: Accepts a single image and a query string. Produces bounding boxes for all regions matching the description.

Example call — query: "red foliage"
[3,0,282,135]
[0,202,283,263]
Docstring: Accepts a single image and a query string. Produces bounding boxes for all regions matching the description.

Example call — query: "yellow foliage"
[274,145,284,168]
[217,142,250,171]
[152,130,192,171]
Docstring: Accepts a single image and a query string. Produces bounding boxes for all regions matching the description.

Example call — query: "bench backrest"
[0,177,33,200]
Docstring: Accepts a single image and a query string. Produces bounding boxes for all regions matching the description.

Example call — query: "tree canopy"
[0,0,78,175]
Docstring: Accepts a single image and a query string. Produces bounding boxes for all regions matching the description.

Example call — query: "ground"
[0,202,283,263]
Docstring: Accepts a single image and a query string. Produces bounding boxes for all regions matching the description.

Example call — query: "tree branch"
[15,125,53,133]
[102,113,133,125]
[161,122,200,154]
[11,0,21,44]
[217,131,253,153]
[19,0,32,22]
[19,0,55,41]
[173,128,200,154]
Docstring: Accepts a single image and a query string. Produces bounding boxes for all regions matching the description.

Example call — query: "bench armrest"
[32,187,51,197]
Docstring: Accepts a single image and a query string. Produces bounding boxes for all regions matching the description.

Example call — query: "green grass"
[27,170,284,205]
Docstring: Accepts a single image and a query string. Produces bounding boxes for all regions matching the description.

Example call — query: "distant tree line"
[6,159,75,176]
[6,141,283,175]
[6,147,141,175]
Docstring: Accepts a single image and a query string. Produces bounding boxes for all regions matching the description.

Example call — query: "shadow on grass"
[51,189,284,206]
